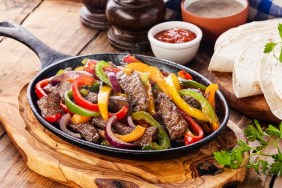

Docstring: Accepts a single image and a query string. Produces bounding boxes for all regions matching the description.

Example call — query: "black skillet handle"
[0,22,71,69]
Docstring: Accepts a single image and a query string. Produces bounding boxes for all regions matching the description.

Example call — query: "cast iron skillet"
[0,22,229,160]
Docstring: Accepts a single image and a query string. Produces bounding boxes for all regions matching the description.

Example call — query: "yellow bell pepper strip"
[166,73,180,91]
[35,78,49,99]
[124,63,171,97]
[179,89,219,128]
[98,85,112,120]
[95,61,111,85]
[205,84,218,110]
[75,66,85,71]
[139,73,156,114]
[71,114,92,124]
[115,125,146,142]
[131,111,170,150]
[64,90,101,116]
[178,70,193,80]
[166,73,209,122]
[72,76,99,111]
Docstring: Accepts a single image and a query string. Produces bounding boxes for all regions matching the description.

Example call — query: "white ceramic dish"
[148,21,202,65]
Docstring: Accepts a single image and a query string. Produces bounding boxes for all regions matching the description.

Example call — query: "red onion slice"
[107,72,121,93]
[59,113,82,138]
[50,71,92,85]
[105,115,137,149]
[127,116,136,128]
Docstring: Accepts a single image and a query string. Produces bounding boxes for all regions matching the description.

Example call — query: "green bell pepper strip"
[64,90,101,116]
[179,78,207,91]
[179,89,218,124]
[131,111,170,150]
[95,61,111,85]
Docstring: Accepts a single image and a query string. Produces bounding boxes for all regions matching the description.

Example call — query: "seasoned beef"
[113,122,133,135]
[92,116,107,129]
[155,91,188,140]
[37,93,62,118]
[85,92,98,104]
[117,72,149,112]
[182,95,202,109]
[68,122,100,143]
[133,127,158,147]
[108,96,128,113]
[43,84,55,94]
[53,81,72,98]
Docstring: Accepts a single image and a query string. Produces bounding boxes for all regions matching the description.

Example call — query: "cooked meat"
[68,122,100,143]
[53,81,72,98]
[155,91,188,140]
[85,92,98,104]
[92,116,107,129]
[182,95,202,109]
[117,72,149,112]
[37,93,62,118]
[43,84,55,94]
[108,96,128,113]
[133,127,158,147]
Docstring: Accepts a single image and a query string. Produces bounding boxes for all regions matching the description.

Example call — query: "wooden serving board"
[2,85,247,188]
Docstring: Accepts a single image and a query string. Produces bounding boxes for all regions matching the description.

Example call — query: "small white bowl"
[148,21,202,65]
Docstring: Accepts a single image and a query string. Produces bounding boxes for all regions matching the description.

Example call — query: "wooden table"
[0,0,281,187]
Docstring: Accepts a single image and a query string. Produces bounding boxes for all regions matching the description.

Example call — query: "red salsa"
[154,27,196,44]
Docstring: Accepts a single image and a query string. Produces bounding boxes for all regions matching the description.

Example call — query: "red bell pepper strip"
[178,70,193,80]
[72,76,99,111]
[84,59,97,74]
[109,105,129,121]
[103,66,121,74]
[60,100,72,114]
[35,78,49,99]
[179,109,204,145]
[44,113,62,123]
[123,54,143,64]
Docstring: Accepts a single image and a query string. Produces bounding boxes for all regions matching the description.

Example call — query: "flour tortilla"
[232,31,279,98]
[271,62,282,99]
[209,27,274,72]
[259,55,282,120]
[215,18,282,50]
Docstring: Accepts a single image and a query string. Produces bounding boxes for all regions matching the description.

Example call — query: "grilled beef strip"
[181,88,203,109]
[91,116,158,147]
[85,92,98,104]
[108,96,128,113]
[117,72,149,112]
[68,122,100,143]
[37,93,62,118]
[53,81,72,98]
[154,91,188,140]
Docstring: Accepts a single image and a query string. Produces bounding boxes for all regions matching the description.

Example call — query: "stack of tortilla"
[208,19,282,120]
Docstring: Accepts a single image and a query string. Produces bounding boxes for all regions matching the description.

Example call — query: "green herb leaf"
[237,140,252,152]
[264,42,278,53]
[213,151,231,166]
[268,161,282,176]
[279,122,282,138]
[267,124,281,137]
[278,23,282,39]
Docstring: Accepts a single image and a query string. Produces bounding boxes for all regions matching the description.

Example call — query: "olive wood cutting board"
[3,85,246,188]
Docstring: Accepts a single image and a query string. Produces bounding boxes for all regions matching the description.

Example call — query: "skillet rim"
[27,53,229,159]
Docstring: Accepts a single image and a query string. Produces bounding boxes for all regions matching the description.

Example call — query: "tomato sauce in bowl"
[154,27,196,43]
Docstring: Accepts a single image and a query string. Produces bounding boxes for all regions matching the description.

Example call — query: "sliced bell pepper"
[124,63,171,97]
[64,90,101,116]
[60,100,72,114]
[123,54,143,64]
[95,61,111,85]
[98,85,112,120]
[72,75,99,111]
[179,78,207,91]
[205,84,218,110]
[179,109,204,145]
[166,73,180,91]
[178,70,193,80]
[35,78,49,99]
[166,73,209,122]
[109,105,129,121]
[44,113,62,123]
[131,111,170,150]
[71,114,92,124]
[115,125,146,142]
[84,59,97,74]
[103,66,120,74]
[179,89,219,129]
[139,73,156,114]
[75,66,85,71]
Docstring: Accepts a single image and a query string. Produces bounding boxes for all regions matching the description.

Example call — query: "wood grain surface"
[0,0,281,187]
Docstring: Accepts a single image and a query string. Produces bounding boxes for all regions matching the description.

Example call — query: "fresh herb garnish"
[213,120,282,176]
[264,23,282,63]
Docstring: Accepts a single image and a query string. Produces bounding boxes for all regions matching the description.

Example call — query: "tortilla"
[209,27,274,72]
[259,55,282,120]
[271,62,282,99]
[215,18,282,50]
[232,31,279,98]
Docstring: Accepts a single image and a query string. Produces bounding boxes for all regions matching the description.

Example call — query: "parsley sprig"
[264,23,282,63]
[213,120,282,176]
